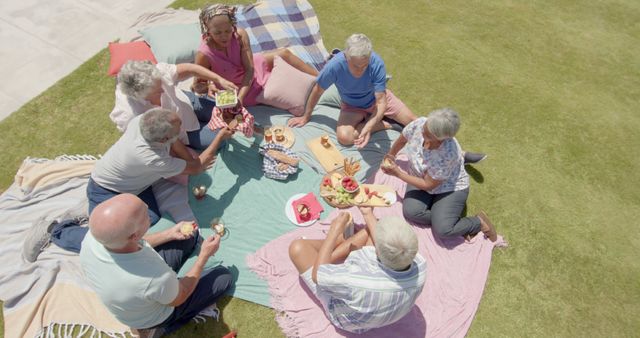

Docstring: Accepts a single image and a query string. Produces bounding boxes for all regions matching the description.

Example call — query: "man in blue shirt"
[288,33,417,148]
[288,33,487,163]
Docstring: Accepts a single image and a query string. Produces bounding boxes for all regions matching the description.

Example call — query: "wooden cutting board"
[321,172,397,208]
[306,136,345,172]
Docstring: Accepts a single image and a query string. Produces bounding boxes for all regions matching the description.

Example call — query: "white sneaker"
[193,303,220,324]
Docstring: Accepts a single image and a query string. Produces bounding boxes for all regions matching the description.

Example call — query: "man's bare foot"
[478,211,497,242]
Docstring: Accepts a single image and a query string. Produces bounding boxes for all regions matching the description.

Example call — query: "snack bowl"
[215,89,238,109]
[341,176,360,194]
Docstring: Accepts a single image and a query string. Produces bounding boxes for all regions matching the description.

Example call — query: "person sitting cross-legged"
[21,107,234,262]
[382,108,497,241]
[80,193,233,337]
[288,207,427,333]
[89,107,233,225]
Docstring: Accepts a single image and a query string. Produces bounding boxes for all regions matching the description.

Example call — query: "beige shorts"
[340,89,408,117]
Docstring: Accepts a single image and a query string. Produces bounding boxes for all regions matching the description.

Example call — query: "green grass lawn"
[1,0,639,337]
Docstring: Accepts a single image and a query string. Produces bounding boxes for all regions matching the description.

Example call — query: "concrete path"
[0,0,173,121]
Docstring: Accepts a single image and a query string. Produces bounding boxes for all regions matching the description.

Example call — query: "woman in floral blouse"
[382,108,497,241]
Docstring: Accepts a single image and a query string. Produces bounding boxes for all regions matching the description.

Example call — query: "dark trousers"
[51,178,162,253]
[183,90,225,151]
[87,177,161,225]
[152,265,233,334]
[402,185,481,238]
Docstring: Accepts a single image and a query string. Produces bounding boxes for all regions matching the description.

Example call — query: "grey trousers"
[402,185,481,238]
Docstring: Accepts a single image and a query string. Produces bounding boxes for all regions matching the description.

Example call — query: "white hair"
[344,33,372,58]
[117,60,162,100]
[426,108,461,140]
[374,216,418,271]
[139,108,177,143]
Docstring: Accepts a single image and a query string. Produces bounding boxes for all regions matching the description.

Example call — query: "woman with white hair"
[288,33,417,148]
[110,60,237,151]
[288,207,427,333]
[382,108,497,241]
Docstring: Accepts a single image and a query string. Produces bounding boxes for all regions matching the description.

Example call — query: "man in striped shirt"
[289,207,427,333]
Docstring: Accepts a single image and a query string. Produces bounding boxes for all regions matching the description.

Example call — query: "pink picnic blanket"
[247,156,507,337]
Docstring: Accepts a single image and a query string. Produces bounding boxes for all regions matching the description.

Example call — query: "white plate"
[383,191,398,205]
[285,193,317,227]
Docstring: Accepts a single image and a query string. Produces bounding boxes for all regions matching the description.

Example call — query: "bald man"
[80,194,233,337]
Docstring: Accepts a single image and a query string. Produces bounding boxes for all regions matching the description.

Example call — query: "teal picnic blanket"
[150,86,401,307]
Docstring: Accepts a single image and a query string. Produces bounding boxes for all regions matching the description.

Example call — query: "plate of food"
[285,193,317,227]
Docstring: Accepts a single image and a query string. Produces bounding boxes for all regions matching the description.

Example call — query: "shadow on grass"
[465,165,484,183]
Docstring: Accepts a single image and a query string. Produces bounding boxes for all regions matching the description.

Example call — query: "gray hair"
[117,60,162,100]
[426,108,461,140]
[344,33,372,58]
[139,108,177,143]
[374,216,418,271]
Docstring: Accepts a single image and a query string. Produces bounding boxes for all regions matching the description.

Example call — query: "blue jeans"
[183,91,225,150]
[87,177,161,225]
[51,178,165,253]
[151,265,234,334]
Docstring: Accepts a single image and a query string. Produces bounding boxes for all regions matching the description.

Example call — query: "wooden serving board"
[306,136,345,173]
[356,184,397,207]
[321,172,397,208]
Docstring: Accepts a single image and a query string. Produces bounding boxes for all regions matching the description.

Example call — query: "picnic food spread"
[318,158,396,208]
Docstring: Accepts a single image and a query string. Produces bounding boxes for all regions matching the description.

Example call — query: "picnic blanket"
[0,86,370,336]
[0,157,131,337]
[150,86,395,306]
[247,156,508,338]
[235,0,330,70]
[122,0,329,71]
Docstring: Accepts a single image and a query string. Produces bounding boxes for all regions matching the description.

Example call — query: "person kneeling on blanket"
[80,194,233,338]
[288,207,427,333]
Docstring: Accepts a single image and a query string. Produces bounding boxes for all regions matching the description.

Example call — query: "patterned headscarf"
[199,3,238,37]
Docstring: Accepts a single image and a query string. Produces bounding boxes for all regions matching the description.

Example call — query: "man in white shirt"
[288,208,427,333]
[80,193,232,337]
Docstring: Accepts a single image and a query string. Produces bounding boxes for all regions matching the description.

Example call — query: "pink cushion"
[256,55,316,116]
[107,41,157,76]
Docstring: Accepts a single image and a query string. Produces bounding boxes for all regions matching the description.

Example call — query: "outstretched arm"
[176,63,237,92]
[181,126,234,175]
[169,234,220,306]
[237,29,255,106]
[288,84,324,127]
[354,91,387,148]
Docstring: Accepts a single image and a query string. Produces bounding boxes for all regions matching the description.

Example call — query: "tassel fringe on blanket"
[37,323,131,338]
